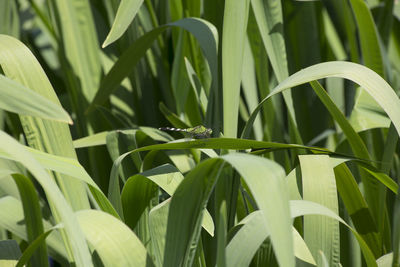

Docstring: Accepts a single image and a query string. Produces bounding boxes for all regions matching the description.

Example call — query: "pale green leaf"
[73,131,108,148]
[102,0,145,47]
[300,155,340,267]
[0,131,92,267]
[163,158,224,267]
[12,174,48,267]
[291,200,377,267]
[222,0,250,137]
[149,199,169,267]
[52,0,101,102]
[244,62,400,139]
[0,34,90,211]
[0,196,67,261]
[0,74,72,124]
[222,153,294,267]
[76,209,154,267]
[16,225,62,267]
[88,18,218,114]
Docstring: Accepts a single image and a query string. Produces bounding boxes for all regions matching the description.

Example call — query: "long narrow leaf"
[87,18,218,114]
[12,174,48,267]
[0,74,71,124]
[0,131,92,266]
[243,61,400,139]
[300,155,340,266]
[102,0,145,47]
[222,0,250,137]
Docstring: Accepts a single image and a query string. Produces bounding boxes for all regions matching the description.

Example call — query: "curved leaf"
[163,158,224,267]
[87,18,218,114]
[16,225,62,267]
[12,174,48,267]
[76,209,154,267]
[0,196,67,261]
[0,34,90,211]
[0,131,92,267]
[221,153,294,267]
[291,200,377,267]
[102,0,145,47]
[243,61,400,139]
[300,155,340,266]
[0,74,72,124]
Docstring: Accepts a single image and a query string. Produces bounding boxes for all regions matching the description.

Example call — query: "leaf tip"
[102,36,113,48]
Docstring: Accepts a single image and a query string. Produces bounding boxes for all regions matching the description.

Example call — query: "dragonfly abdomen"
[159,125,212,138]
[158,127,188,133]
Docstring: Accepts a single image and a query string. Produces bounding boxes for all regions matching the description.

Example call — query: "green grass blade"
[291,200,377,267]
[310,80,370,159]
[73,131,108,148]
[376,253,393,267]
[376,0,394,47]
[102,0,145,48]
[334,163,382,256]
[323,10,347,61]
[0,196,67,262]
[300,155,340,266]
[222,153,294,267]
[123,164,214,236]
[243,61,400,139]
[349,88,390,132]
[149,200,169,267]
[11,174,48,267]
[309,80,389,243]
[171,31,192,117]
[184,58,208,114]
[121,174,158,247]
[163,158,225,267]
[0,74,71,124]
[51,0,101,103]
[226,211,268,266]
[16,225,62,267]
[159,102,191,129]
[250,0,287,82]
[292,227,316,265]
[247,9,276,141]
[0,131,92,266]
[392,194,400,267]
[76,209,154,267]
[0,0,19,37]
[215,201,227,267]
[87,18,218,114]
[222,0,250,137]
[133,164,184,196]
[22,147,119,219]
[116,137,334,154]
[106,129,142,182]
[348,0,384,77]
[0,34,90,211]
[250,0,302,144]
[242,36,263,140]
[361,167,397,194]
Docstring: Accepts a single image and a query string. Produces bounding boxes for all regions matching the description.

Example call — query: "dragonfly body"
[159,125,212,138]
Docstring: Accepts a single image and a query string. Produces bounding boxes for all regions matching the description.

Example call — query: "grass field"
[0,0,400,266]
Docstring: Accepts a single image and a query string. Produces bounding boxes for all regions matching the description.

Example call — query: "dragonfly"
[158,125,212,139]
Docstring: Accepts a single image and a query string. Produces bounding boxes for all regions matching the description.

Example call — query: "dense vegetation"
[1,0,400,266]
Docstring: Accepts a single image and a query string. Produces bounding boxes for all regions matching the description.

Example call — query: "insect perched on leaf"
[158,125,212,139]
